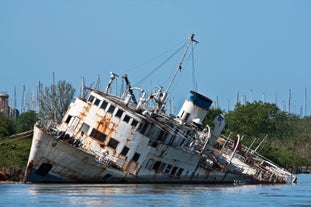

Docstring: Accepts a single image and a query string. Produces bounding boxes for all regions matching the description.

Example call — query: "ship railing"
[95,153,120,168]
[218,134,295,183]
[229,161,289,183]
[220,133,291,171]
[36,120,59,135]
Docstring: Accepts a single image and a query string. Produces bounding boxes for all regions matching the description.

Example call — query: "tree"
[225,101,294,139]
[203,107,225,129]
[0,112,15,137]
[15,110,38,133]
[39,80,75,123]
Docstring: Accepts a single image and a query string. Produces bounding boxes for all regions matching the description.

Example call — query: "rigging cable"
[191,43,197,91]
[134,41,188,87]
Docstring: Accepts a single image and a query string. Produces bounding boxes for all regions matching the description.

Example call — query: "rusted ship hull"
[25,126,258,184]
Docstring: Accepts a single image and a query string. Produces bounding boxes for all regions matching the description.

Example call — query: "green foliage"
[39,80,75,123]
[225,102,295,139]
[15,110,39,133]
[260,140,307,167]
[0,135,32,181]
[290,115,311,135]
[0,136,32,168]
[0,112,16,137]
[203,107,225,128]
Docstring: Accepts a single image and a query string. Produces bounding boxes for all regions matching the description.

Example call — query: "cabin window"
[169,136,175,145]
[184,112,190,122]
[140,122,149,134]
[180,138,185,146]
[107,105,115,114]
[100,101,108,110]
[120,146,129,156]
[148,140,158,148]
[131,119,138,127]
[145,159,154,169]
[88,95,95,103]
[80,122,90,134]
[186,130,192,136]
[157,130,166,141]
[132,152,140,162]
[65,115,72,124]
[90,128,107,142]
[115,109,124,118]
[159,162,167,172]
[152,161,161,171]
[108,138,119,149]
[123,115,131,123]
[94,98,101,106]
[164,164,172,174]
[181,111,190,121]
[170,166,178,176]
[176,168,184,177]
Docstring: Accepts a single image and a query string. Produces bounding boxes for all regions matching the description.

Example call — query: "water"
[1,174,310,207]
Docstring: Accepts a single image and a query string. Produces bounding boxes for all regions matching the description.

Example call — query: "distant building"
[0,92,19,119]
[0,93,9,116]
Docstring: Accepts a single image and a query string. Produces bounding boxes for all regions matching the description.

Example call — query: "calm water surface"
[1,174,310,207]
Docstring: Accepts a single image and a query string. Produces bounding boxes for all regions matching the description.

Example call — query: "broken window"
[164,164,172,174]
[120,146,129,156]
[131,119,138,127]
[90,128,107,142]
[170,166,178,176]
[132,152,140,162]
[157,130,166,142]
[159,162,167,172]
[145,159,154,169]
[123,115,131,123]
[140,122,149,135]
[176,168,184,177]
[152,161,161,171]
[108,138,119,149]
[65,115,72,124]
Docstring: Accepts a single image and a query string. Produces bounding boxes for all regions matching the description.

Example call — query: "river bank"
[0,133,32,182]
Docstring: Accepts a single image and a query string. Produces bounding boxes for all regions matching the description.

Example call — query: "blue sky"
[1,0,310,116]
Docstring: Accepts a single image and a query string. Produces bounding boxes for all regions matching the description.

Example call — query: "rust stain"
[23,160,33,183]
[97,113,112,132]
[95,113,118,139]
[125,160,134,173]
[124,160,139,175]
[79,104,91,120]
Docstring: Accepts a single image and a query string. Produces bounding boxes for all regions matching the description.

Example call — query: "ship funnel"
[177,91,213,124]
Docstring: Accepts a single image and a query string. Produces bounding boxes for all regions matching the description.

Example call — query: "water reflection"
[1,176,309,207]
[27,183,266,206]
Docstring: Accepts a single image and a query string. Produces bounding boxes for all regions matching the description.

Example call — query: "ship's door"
[67,116,80,134]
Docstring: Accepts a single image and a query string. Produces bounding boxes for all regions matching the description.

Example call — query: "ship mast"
[156,34,199,111]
